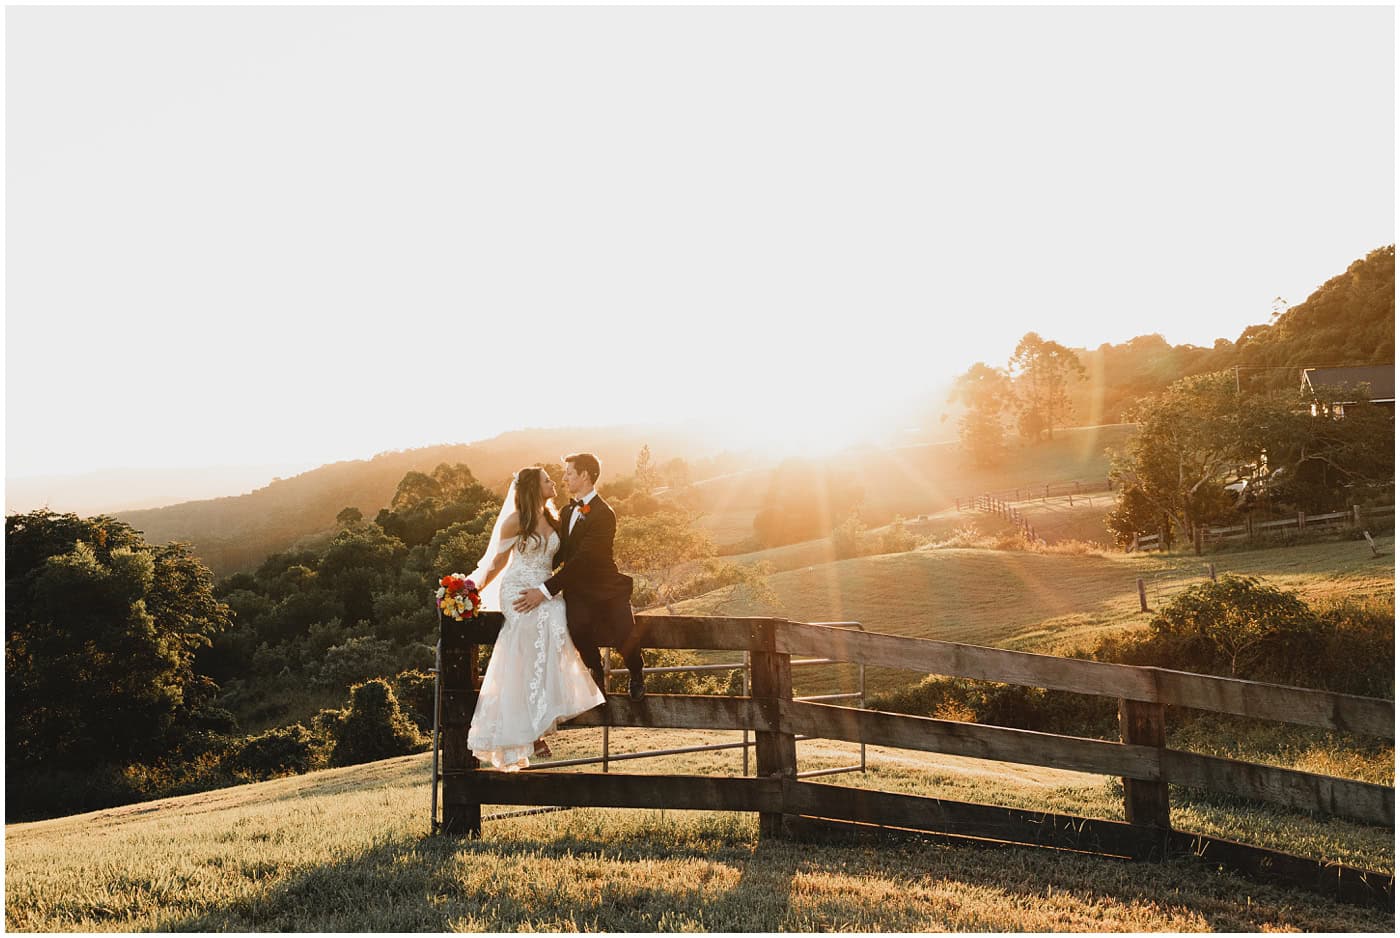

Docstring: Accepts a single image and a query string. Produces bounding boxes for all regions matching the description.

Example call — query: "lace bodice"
[501,528,559,587]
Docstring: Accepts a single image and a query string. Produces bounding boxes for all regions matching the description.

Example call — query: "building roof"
[1301,364,1395,403]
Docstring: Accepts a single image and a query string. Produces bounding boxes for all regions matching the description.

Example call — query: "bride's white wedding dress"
[467,528,604,771]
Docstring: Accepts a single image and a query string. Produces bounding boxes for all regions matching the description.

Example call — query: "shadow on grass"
[157,822,1394,932]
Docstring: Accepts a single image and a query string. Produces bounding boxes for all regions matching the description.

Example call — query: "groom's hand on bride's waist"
[512,587,548,613]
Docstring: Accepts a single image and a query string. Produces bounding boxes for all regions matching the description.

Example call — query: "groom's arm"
[514,510,617,612]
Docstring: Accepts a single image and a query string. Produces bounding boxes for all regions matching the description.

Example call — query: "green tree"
[375,465,496,547]
[1008,332,1087,442]
[1108,371,1285,545]
[948,362,1011,467]
[317,524,407,625]
[831,512,872,559]
[322,678,424,767]
[635,445,657,496]
[1275,383,1394,510]
[389,471,441,511]
[5,512,231,771]
[615,509,716,607]
[659,457,690,489]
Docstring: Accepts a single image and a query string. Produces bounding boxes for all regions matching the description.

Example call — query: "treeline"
[951,245,1395,468]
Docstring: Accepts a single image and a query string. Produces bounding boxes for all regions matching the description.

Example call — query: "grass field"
[677,533,1393,676]
[6,728,1393,932]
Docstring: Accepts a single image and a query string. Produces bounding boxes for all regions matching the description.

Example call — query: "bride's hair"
[513,466,558,550]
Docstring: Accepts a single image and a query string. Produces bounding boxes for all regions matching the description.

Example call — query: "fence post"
[1136,577,1148,612]
[1353,504,1363,528]
[751,619,796,839]
[1208,562,1216,582]
[440,612,492,837]
[1119,694,1171,830]
[1298,510,1307,531]
[1193,525,1203,556]
[1246,512,1254,540]
[1130,534,1139,553]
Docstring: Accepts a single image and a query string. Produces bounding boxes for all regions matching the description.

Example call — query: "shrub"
[1312,598,1394,697]
[879,517,918,554]
[831,514,873,560]
[325,679,425,767]
[392,669,438,733]
[1135,576,1321,683]
[1087,579,1394,696]
[187,705,240,736]
[313,635,400,690]
[867,675,1117,738]
[224,724,318,780]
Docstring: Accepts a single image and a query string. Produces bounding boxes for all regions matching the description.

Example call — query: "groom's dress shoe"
[628,672,646,701]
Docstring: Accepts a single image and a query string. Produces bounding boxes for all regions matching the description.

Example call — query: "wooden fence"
[437,614,1395,909]
[956,478,1114,512]
[969,495,1042,542]
[1200,504,1394,546]
[1129,504,1393,554]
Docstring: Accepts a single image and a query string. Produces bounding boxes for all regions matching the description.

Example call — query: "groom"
[513,452,647,700]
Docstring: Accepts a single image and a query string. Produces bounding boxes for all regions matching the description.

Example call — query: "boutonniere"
[578,503,592,516]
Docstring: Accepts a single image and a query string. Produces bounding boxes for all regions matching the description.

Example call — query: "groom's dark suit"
[543,494,646,690]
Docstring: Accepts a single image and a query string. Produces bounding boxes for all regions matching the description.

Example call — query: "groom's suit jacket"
[544,495,633,603]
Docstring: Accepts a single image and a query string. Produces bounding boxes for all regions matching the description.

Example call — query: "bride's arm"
[476,515,520,591]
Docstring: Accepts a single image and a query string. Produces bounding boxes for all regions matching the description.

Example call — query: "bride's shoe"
[532,739,552,759]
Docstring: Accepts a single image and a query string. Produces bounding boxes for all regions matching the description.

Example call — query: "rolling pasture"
[676,534,1395,697]
[5,733,1392,932]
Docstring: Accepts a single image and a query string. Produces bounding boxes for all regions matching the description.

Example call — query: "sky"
[6,4,1395,480]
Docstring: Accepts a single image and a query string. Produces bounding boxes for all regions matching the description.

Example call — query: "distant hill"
[1067,245,1395,421]
[115,426,746,576]
[5,463,317,516]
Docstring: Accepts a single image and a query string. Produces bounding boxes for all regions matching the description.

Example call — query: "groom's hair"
[564,452,601,484]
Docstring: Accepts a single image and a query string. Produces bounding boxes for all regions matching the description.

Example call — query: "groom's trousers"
[566,594,644,687]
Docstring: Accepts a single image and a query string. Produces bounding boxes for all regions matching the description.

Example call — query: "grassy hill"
[5,732,1391,931]
[676,534,1395,698]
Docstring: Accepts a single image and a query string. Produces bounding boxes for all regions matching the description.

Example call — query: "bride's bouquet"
[436,573,482,621]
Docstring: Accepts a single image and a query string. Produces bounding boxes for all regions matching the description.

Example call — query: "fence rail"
[436,614,1395,909]
[956,478,1115,511]
[1129,505,1393,553]
[1191,505,1393,549]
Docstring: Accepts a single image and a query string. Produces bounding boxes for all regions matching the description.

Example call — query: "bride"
[466,466,605,770]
